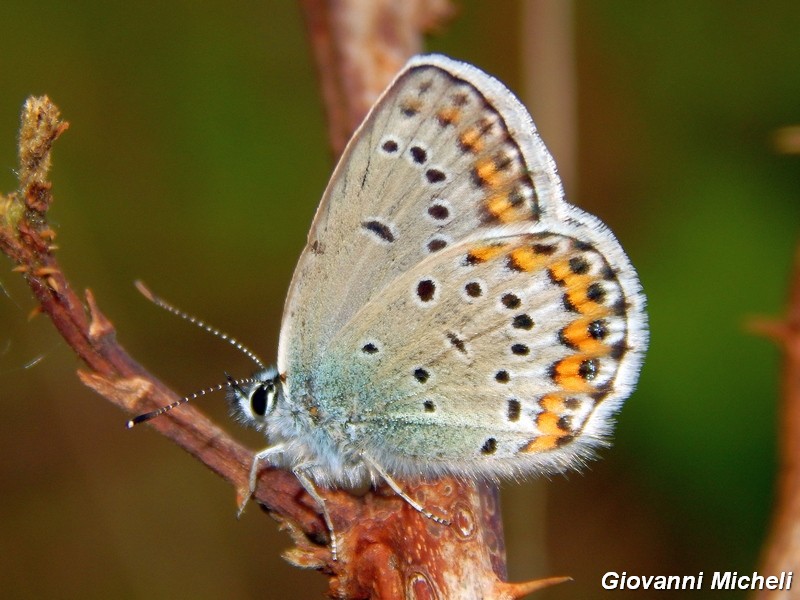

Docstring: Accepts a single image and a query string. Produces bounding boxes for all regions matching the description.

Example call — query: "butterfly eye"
[249,383,273,418]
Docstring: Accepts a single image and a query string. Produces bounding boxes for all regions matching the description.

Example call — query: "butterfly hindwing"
[328,224,642,479]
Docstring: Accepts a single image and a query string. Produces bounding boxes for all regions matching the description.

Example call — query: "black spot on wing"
[507,399,521,421]
[362,220,395,243]
[417,279,436,302]
[446,332,467,354]
[480,438,498,455]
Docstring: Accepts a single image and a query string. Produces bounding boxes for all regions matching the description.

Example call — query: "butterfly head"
[227,367,283,431]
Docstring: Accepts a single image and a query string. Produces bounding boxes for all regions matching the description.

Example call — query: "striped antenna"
[126,376,258,428]
[134,280,266,370]
[128,281,265,428]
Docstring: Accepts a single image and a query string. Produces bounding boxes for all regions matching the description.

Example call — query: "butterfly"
[134,54,647,558]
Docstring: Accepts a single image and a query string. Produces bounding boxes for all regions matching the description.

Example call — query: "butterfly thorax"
[228,366,374,487]
[271,397,374,488]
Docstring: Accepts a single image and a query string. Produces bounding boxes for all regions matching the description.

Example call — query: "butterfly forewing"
[279,58,563,373]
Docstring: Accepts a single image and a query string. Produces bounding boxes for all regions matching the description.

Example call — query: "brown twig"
[1,3,568,598]
[751,244,800,600]
[299,0,455,158]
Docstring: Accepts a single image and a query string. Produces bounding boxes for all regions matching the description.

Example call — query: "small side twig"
[751,243,800,600]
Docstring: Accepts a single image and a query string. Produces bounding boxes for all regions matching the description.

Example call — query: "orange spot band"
[475,159,501,187]
[537,412,568,436]
[561,318,609,353]
[459,128,484,153]
[552,356,593,392]
[522,435,559,453]
[539,394,565,413]
[468,244,507,263]
[486,193,513,221]
[437,106,461,126]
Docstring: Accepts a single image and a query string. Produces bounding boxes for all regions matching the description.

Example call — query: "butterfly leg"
[238,444,286,518]
[293,466,340,561]
[361,453,450,525]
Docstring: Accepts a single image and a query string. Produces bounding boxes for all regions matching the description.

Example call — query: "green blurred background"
[1,2,798,598]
